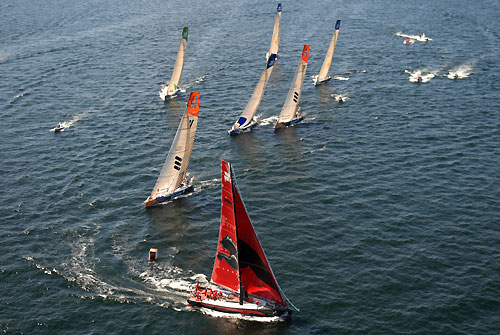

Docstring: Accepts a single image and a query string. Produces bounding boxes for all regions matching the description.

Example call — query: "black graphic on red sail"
[216,235,238,270]
[232,184,286,306]
[210,161,239,292]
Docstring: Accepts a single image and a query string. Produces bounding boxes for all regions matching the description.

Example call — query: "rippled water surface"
[1,0,499,334]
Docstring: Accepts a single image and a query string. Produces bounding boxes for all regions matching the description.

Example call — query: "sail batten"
[166,27,188,96]
[277,45,310,125]
[317,20,341,82]
[148,92,199,201]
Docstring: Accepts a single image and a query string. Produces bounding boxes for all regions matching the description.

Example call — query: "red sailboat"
[188,160,297,319]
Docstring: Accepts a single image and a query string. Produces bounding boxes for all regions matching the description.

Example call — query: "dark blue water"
[1,0,499,333]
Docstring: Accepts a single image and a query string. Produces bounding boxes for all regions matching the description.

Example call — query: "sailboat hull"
[313,75,332,86]
[274,115,304,130]
[187,291,291,319]
[144,184,193,207]
[228,117,258,135]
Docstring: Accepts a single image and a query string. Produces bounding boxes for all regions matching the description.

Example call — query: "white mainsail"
[229,54,277,134]
[276,45,310,128]
[163,27,188,98]
[267,3,281,60]
[316,20,341,84]
[148,92,199,202]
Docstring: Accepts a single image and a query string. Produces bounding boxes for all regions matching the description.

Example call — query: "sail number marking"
[174,155,182,171]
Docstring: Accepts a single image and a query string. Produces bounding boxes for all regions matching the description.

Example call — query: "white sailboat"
[144,92,200,207]
[275,45,310,130]
[313,20,341,86]
[266,3,281,61]
[228,54,277,135]
[160,27,188,101]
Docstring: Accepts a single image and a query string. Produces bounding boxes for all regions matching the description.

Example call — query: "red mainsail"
[210,161,240,292]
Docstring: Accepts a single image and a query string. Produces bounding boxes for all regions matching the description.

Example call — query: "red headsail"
[232,182,286,307]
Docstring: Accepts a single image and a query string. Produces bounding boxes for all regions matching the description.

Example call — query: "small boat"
[160,27,188,101]
[144,92,199,207]
[396,32,432,42]
[52,122,65,132]
[313,20,341,86]
[275,45,310,130]
[188,160,297,320]
[403,39,415,45]
[416,33,432,42]
[266,3,281,61]
[228,54,277,135]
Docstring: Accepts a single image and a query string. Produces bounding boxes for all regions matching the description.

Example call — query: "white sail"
[166,27,188,96]
[316,20,341,83]
[229,54,277,133]
[267,3,281,59]
[276,45,310,126]
[149,92,199,200]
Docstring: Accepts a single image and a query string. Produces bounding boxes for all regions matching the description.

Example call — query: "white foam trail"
[332,94,349,102]
[185,75,206,87]
[194,178,219,192]
[139,266,198,292]
[407,69,436,83]
[259,115,279,126]
[11,92,28,103]
[333,76,349,81]
[304,145,327,155]
[50,110,89,132]
[395,31,432,42]
[198,308,285,322]
[446,63,473,79]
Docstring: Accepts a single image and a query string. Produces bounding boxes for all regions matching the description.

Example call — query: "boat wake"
[185,75,206,88]
[194,178,220,192]
[333,76,349,81]
[446,63,473,79]
[10,91,29,104]
[25,239,203,310]
[50,110,89,132]
[199,308,285,322]
[395,31,432,42]
[332,94,349,102]
[406,69,436,83]
[259,115,279,126]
